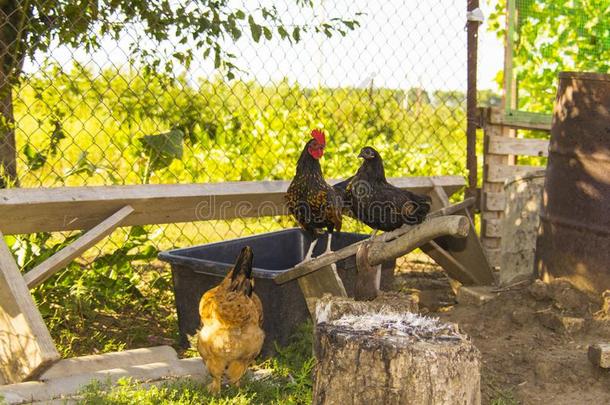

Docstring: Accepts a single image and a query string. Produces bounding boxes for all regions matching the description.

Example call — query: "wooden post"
[0,232,59,384]
[24,205,134,288]
[466,0,481,204]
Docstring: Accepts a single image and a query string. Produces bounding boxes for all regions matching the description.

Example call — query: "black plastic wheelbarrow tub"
[158,228,396,356]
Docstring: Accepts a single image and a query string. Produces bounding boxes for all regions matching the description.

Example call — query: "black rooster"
[285,129,343,260]
[340,146,431,236]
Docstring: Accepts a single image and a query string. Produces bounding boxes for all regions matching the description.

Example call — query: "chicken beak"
[357,151,365,158]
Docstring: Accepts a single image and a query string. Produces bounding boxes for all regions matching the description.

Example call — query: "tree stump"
[313,297,481,405]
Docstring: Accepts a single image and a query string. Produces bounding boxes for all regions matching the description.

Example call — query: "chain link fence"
[1,0,470,355]
[502,0,610,115]
[5,0,469,249]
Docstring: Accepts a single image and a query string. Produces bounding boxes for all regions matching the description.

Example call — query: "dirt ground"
[394,255,610,405]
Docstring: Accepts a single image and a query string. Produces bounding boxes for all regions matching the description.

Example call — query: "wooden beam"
[420,241,474,285]
[425,185,495,285]
[430,210,496,285]
[486,164,543,183]
[0,232,59,384]
[487,135,549,157]
[24,205,134,289]
[274,200,475,285]
[275,214,469,285]
[367,216,470,265]
[494,112,552,131]
[0,177,465,235]
[429,184,450,210]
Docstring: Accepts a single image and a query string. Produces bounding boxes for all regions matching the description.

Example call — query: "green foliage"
[3,1,360,84]
[489,0,610,113]
[14,63,466,188]
[8,225,172,357]
[78,322,315,404]
[139,130,185,183]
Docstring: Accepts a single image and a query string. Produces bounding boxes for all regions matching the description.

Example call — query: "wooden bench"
[0,176,469,384]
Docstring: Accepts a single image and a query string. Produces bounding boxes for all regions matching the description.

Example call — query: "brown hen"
[196,246,264,394]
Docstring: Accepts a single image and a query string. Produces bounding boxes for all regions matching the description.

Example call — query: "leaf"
[214,47,221,68]
[248,15,262,42]
[263,26,272,40]
[293,26,301,42]
[23,144,47,171]
[49,120,65,155]
[278,26,289,40]
[139,130,184,171]
[64,151,96,177]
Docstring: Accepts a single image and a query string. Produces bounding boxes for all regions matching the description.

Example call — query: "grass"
[490,391,519,405]
[77,323,315,405]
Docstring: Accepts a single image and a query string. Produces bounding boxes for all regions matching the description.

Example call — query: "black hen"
[285,129,343,259]
[342,146,431,233]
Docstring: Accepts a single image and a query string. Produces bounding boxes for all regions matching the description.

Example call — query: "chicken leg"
[323,232,333,255]
[369,229,378,241]
[303,238,319,261]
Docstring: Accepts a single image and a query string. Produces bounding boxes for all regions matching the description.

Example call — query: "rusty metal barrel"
[535,72,610,298]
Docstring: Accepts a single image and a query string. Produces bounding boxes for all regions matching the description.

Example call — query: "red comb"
[311,129,326,145]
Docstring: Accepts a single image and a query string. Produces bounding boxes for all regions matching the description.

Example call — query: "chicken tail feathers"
[229,246,255,296]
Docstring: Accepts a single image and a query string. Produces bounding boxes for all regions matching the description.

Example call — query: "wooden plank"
[429,185,450,210]
[484,219,502,238]
[488,135,549,157]
[429,210,495,285]
[489,111,553,131]
[24,206,134,289]
[0,176,465,235]
[426,184,495,286]
[367,216,470,266]
[40,346,178,380]
[275,213,470,285]
[485,192,506,212]
[0,231,59,384]
[298,265,347,316]
[486,164,543,183]
[420,241,475,284]
[0,357,209,404]
[481,117,509,264]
